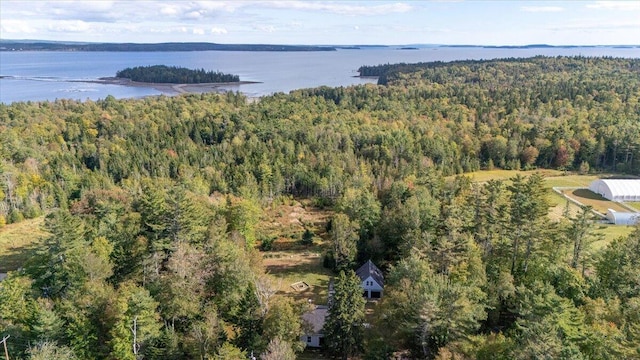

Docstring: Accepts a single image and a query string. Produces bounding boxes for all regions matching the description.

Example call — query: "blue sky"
[1,1,639,45]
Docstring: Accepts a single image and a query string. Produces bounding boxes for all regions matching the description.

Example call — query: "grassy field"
[0,216,48,273]
[592,224,635,251]
[561,189,629,214]
[626,202,640,211]
[263,249,332,304]
[258,198,334,304]
[452,169,563,183]
[544,173,602,188]
[456,170,637,247]
[548,194,583,220]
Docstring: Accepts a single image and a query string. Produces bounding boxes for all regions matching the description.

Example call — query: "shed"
[589,179,640,202]
[301,305,328,348]
[606,209,640,225]
[356,260,384,299]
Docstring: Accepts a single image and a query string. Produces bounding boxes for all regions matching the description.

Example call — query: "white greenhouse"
[588,179,640,202]
[606,209,640,225]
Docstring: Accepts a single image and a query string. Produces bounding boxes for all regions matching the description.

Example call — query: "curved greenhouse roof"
[606,209,640,225]
[589,179,640,202]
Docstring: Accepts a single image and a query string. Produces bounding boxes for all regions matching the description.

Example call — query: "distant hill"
[0,40,336,52]
[439,44,639,49]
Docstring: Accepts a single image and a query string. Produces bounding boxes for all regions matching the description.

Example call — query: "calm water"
[1,47,639,103]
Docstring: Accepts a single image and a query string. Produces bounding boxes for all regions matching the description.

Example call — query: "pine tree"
[323,270,366,359]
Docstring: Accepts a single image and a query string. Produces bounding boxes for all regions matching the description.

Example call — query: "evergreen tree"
[329,214,360,271]
[323,270,366,359]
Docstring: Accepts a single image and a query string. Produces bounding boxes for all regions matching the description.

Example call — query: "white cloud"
[211,27,228,34]
[193,28,205,35]
[48,20,94,33]
[354,25,360,30]
[521,6,564,12]
[586,1,640,11]
[265,1,412,15]
[185,11,203,19]
[254,24,276,33]
[549,21,640,31]
[0,19,37,34]
[160,6,179,15]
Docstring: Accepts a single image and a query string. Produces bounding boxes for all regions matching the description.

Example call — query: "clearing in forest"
[258,198,334,304]
[451,169,563,183]
[0,216,48,273]
[561,188,629,214]
[592,224,635,251]
[457,170,636,246]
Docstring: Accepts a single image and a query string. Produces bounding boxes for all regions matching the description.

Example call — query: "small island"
[77,65,259,96]
[115,65,239,84]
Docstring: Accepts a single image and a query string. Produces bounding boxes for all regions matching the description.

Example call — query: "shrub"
[260,236,276,251]
[8,209,24,224]
[301,229,314,245]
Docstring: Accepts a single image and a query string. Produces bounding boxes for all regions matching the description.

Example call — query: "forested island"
[0,40,336,52]
[1,56,640,359]
[115,65,240,84]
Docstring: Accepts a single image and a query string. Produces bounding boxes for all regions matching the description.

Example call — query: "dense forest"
[1,56,640,359]
[115,65,240,84]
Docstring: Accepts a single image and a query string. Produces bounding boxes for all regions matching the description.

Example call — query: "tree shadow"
[0,241,42,273]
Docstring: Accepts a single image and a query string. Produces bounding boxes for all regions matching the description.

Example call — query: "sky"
[1,1,639,45]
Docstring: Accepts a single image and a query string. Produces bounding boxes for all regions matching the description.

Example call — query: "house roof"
[302,305,328,335]
[356,259,384,286]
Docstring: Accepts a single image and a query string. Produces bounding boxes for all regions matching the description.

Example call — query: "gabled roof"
[302,305,328,335]
[356,260,384,286]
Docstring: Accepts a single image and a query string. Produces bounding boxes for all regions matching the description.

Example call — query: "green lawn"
[263,248,332,304]
[0,216,48,273]
[626,202,640,211]
[591,224,635,251]
[452,169,563,183]
[548,191,583,220]
[543,174,601,188]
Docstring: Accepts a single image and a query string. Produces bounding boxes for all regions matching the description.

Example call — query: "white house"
[606,209,640,225]
[356,260,384,299]
[301,305,328,348]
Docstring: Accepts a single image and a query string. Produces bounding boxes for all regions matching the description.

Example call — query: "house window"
[307,336,312,343]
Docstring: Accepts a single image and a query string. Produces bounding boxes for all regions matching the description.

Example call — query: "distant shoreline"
[0,41,337,52]
[77,77,262,95]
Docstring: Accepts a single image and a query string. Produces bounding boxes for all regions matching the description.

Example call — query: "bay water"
[1,46,638,104]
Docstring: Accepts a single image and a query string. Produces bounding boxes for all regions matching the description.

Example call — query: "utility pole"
[1,335,10,360]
